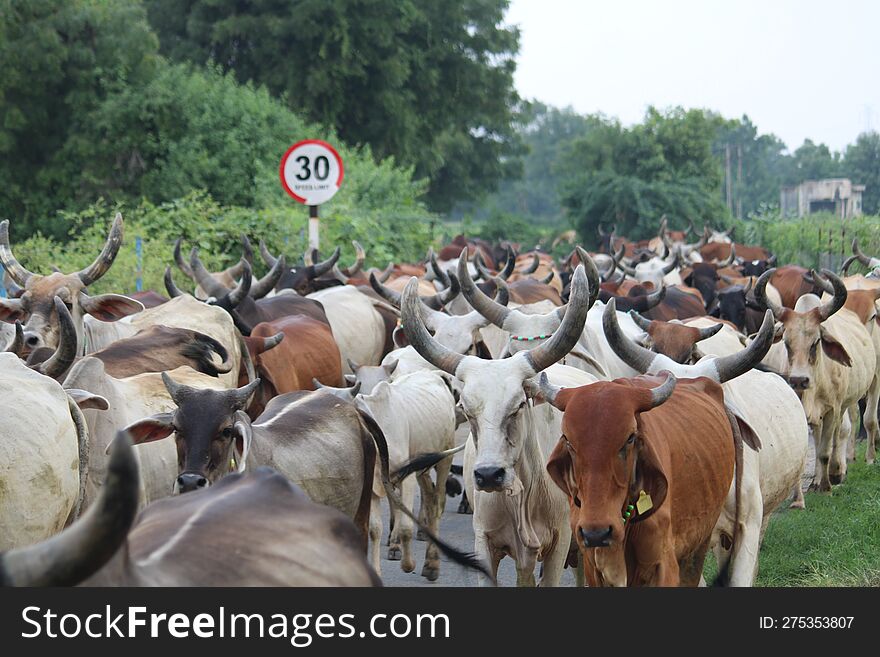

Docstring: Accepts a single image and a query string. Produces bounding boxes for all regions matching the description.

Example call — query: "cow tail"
[390,444,466,486]
[357,409,496,584]
[712,408,745,587]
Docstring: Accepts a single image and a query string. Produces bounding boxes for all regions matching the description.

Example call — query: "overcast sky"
[506,0,878,153]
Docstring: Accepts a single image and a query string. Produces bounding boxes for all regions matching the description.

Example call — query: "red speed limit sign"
[279,139,344,205]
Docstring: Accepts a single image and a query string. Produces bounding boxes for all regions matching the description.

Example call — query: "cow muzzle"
[473,466,506,492]
[787,375,811,391]
[579,526,614,548]
[177,472,208,493]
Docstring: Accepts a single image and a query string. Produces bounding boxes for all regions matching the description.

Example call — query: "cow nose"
[177,473,208,493]
[788,376,810,390]
[473,466,506,490]
[579,526,613,548]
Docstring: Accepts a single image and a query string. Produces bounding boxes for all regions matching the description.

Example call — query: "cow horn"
[473,251,496,282]
[430,251,451,288]
[620,261,637,277]
[539,270,555,285]
[597,224,608,238]
[574,247,601,309]
[0,220,38,286]
[3,268,24,298]
[331,264,350,284]
[174,238,195,280]
[77,213,124,286]
[814,269,847,322]
[303,248,317,267]
[161,371,198,405]
[369,272,403,307]
[808,268,834,295]
[643,284,666,310]
[645,371,677,409]
[400,277,466,375]
[342,241,365,276]
[164,267,185,298]
[4,320,23,355]
[261,333,284,353]
[743,277,753,295]
[718,244,736,268]
[524,371,561,404]
[629,310,654,332]
[258,240,278,268]
[713,310,774,383]
[224,260,252,307]
[312,247,341,277]
[658,235,670,260]
[377,262,394,283]
[520,252,540,274]
[840,255,858,276]
[189,248,228,299]
[851,238,879,268]
[523,264,593,375]
[313,378,361,398]
[346,357,360,372]
[0,431,139,586]
[754,269,784,319]
[697,322,724,340]
[457,249,511,328]
[36,298,78,378]
[250,254,285,300]
[227,235,255,277]
[497,246,516,280]
[661,255,678,275]
[602,299,657,373]
[231,377,261,410]
[685,219,694,236]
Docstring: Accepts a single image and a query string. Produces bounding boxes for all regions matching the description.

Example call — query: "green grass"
[704,442,880,586]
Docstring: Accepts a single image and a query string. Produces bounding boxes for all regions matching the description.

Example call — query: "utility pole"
[736,143,743,220]
[725,143,733,212]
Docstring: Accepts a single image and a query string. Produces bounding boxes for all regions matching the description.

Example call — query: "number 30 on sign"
[279,139,344,206]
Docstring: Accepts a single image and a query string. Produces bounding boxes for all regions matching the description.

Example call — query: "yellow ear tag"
[636,490,653,514]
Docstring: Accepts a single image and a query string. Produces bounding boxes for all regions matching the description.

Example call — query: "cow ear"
[632,437,668,523]
[344,374,357,385]
[819,327,852,366]
[122,413,175,447]
[0,298,24,322]
[546,437,576,498]
[232,410,252,473]
[79,293,144,321]
[66,388,109,411]
[771,323,785,344]
[392,326,409,348]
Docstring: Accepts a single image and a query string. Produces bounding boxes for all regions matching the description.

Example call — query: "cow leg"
[574,551,585,588]
[813,413,838,492]
[515,563,537,587]
[395,475,416,573]
[864,379,880,465]
[829,409,852,485]
[369,494,383,576]
[416,467,443,581]
[789,481,806,509]
[474,530,500,587]
[458,490,473,514]
[537,524,572,587]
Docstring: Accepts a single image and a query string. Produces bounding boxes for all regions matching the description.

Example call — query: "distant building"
[780,178,865,218]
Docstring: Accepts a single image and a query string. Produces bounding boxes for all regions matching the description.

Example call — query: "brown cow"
[769,265,823,309]
[629,312,723,364]
[538,372,737,587]
[700,241,770,264]
[239,315,343,418]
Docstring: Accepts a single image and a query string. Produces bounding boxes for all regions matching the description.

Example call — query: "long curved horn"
[303,248,317,267]
[498,246,516,280]
[457,249,511,328]
[377,262,394,283]
[249,254,285,300]
[685,219,694,236]
[224,260,252,307]
[78,213,124,285]
[754,268,784,319]
[539,271,555,285]
[629,310,654,331]
[661,254,679,275]
[36,298,78,378]
[4,320,23,354]
[258,240,278,268]
[173,238,195,280]
[0,220,38,286]
[369,271,461,311]
[0,431,139,586]
[814,269,847,322]
[851,238,879,268]
[643,285,666,310]
[597,224,608,238]
[164,267,185,298]
[718,244,736,268]
[342,241,365,276]
[697,322,724,340]
[620,261,637,277]
[312,246,341,277]
[227,235,255,278]
[602,299,657,373]
[574,247,601,309]
[713,310,774,383]
[473,251,496,281]
[331,264,350,284]
[520,252,540,274]
[524,371,562,404]
[400,278,465,375]
[523,264,593,374]
[261,332,284,354]
[840,255,858,276]
[430,251,451,288]
[808,268,834,295]
[3,269,24,298]
[189,248,228,298]
[645,371,677,409]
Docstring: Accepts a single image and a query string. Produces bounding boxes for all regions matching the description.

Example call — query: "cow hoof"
[828,474,843,485]
[457,499,473,514]
[387,546,402,561]
[421,564,440,581]
[789,500,805,510]
[866,458,875,465]
[402,559,415,573]
[416,529,427,542]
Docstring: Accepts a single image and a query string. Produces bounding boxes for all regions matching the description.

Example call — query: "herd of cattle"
[1,214,879,587]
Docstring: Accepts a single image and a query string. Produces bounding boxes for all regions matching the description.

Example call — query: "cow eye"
[573,495,581,508]
[626,434,636,444]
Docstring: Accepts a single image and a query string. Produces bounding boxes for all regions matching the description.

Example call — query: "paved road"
[376,431,819,587]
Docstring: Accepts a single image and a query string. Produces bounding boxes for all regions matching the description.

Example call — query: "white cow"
[306,286,385,373]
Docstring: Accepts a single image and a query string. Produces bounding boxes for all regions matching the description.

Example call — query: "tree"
[558,107,729,242]
[0,0,160,237]
[783,139,842,184]
[844,132,880,215]
[143,0,523,211]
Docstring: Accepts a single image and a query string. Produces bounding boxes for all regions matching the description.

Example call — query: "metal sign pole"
[308,204,320,250]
